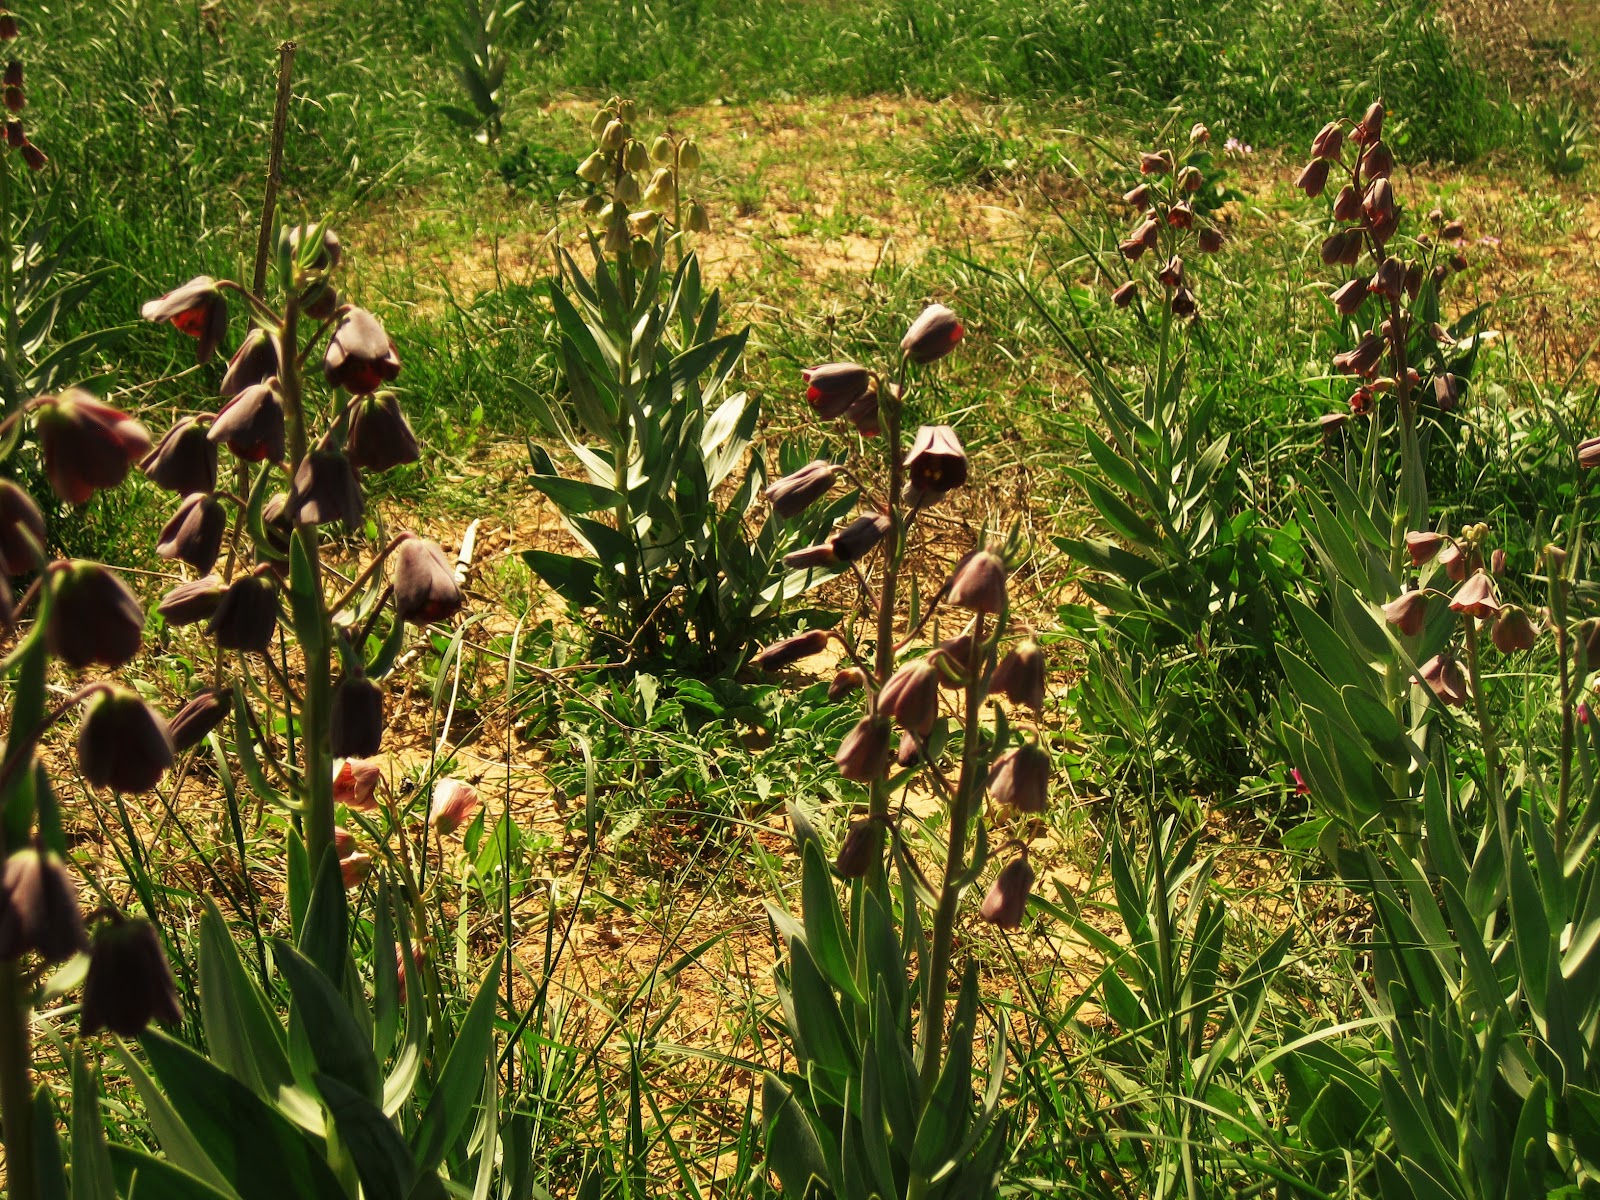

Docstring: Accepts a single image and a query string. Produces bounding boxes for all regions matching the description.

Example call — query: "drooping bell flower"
[1311,121,1344,160]
[1381,589,1428,637]
[1405,530,1446,566]
[828,667,866,701]
[833,817,882,879]
[1355,101,1385,145]
[1122,183,1151,208]
[835,716,891,782]
[1332,185,1362,223]
[979,856,1035,929]
[800,364,871,419]
[1360,139,1395,179]
[392,535,464,625]
[140,276,228,363]
[1437,541,1467,582]
[345,391,420,472]
[937,629,977,685]
[77,688,173,793]
[1330,279,1367,316]
[948,550,1008,614]
[1320,229,1363,267]
[0,481,44,575]
[877,659,940,735]
[158,574,224,626]
[903,425,967,502]
[1294,159,1330,198]
[34,390,152,505]
[900,304,963,364]
[156,493,226,573]
[1420,653,1469,707]
[429,778,480,836]
[219,327,280,397]
[141,416,217,495]
[340,850,372,888]
[1166,202,1195,229]
[288,448,363,529]
[168,687,231,753]
[765,461,838,519]
[1434,374,1463,412]
[843,388,881,437]
[1578,436,1600,470]
[987,743,1049,813]
[896,730,924,767]
[1138,150,1173,175]
[1449,570,1501,619]
[750,628,830,672]
[207,569,279,653]
[1196,227,1223,254]
[992,639,1046,711]
[1364,179,1398,241]
[0,848,87,963]
[324,308,400,394]
[208,380,285,463]
[1332,333,1383,378]
[1370,256,1405,300]
[1318,412,1349,444]
[831,513,891,563]
[1492,607,1538,654]
[1489,548,1505,576]
[334,758,383,811]
[1157,256,1184,288]
[331,675,385,758]
[1111,281,1138,307]
[81,916,181,1036]
[47,561,144,669]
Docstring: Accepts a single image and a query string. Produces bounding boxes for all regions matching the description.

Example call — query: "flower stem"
[0,958,34,1200]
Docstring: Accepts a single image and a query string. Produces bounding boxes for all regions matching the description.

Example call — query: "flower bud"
[340,849,371,889]
[158,574,224,626]
[392,535,464,625]
[81,916,181,1037]
[1311,121,1344,160]
[1196,227,1223,254]
[0,481,44,575]
[334,758,383,810]
[900,301,966,365]
[992,638,1046,711]
[156,492,226,572]
[828,667,866,701]
[1434,374,1462,412]
[751,628,830,671]
[208,380,285,463]
[835,716,891,782]
[1490,548,1505,576]
[987,742,1049,813]
[949,550,1007,613]
[896,729,925,767]
[430,778,480,836]
[207,569,280,653]
[141,416,217,495]
[345,390,420,472]
[878,659,940,735]
[831,513,891,563]
[1492,607,1538,654]
[168,686,231,752]
[1361,139,1394,179]
[35,390,152,505]
[979,856,1035,929]
[78,687,173,793]
[765,460,838,518]
[1332,333,1383,378]
[903,425,967,500]
[324,308,400,394]
[0,848,86,963]
[331,675,384,759]
[833,817,882,878]
[1449,570,1501,618]
[1111,280,1138,307]
[1404,261,1424,301]
[141,276,228,363]
[48,561,144,669]
[288,448,364,529]
[1320,229,1363,267]
[1420,653,1468,707]
[1356,102,1385,145]
[1330,278,1367,316]
[1138,151,1172,175]
[1382,589,1428,637]
[1295,159,1330,198]
[783,542,840,571]
[801,362,871,419]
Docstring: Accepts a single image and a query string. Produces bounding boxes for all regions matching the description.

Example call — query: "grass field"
[2,0,1600,1195]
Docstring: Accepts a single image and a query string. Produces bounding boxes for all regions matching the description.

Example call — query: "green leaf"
[273,939,382,1104]
[107,1146,237,1200]
[297,848,348,983]
[761,1074,834,1199]
[317,1073,416,1200]
[525,474,623,515]
[198,899,293,1099]
[521,550,601,609]
[109,1042,236,1195]
[800,841,865,1005]
[70,1049,115,1200]
[409,953,502,1175]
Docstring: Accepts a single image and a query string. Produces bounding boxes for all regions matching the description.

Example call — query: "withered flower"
[78,687,173,793]
[324,308,400,393]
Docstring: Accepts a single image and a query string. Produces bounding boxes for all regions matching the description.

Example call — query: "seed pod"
[334,758,383,811]
[48,561,144,669]
[78,687,174,793]
[903,425,968,499]
[345,391,420,472]
[331,676,385,759]
[987,743,1049,813]
[1492,607,1538,654]
[158,574,224,626]
[207,569,280,653]
[992,638,1046,711]
[141,416,217,495]
[979,856,1035,929]
[156,492,226,572]
[1311,120,1344,160]
[168,686,231,752]
[1420,653,1468,707]
[878,659,940,734]
[1111,280,1138,307]
[751,628,831,672]
[430,778,480,836]
[833,818,882,878]
[209,380,285,463]
[288,449,364,529]
[1382,589,1428,637]
[392,535,464,625]
[81,916,181,1036]
[835,716,891,782]
[949,550,1007,614]
[1295,159,1330,198]
[141,276,228,362]
[0,848,87,964]
[1330,278,1368,316]
[801,363,871,419]
[0,481,44,575]
[35,390,152,505]
[324,308,401,394]
[828,667,866,701]
[1449,570,1501,619]
[900,304,964,364]
[765,460,838,519]
[832,513,891,563]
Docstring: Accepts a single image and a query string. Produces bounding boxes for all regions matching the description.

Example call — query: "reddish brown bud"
[35,390,152,505]
[82,916,181,1037]
[801,363,872,419]
[1356,101,1385,145]
[1405,530,1446,566]
[141,276,228,363]
[835,715,891,782]
[168,686,231,753]
[1360,139,1394,179]
[331,675,385,759]
[158,574,223,626]
[987,743,1049,812]
[828,667,866,701]
[208,380,285,463]
[765,460,838,518]
[48,561,143,669]
[392,535,463,625]
[207,569,279,653]
[156,493,226,573]
[783,542,839,570]
[751,628,830,672]
[1320,228,1364,267]
[78,687,173,793]
[1331,278,1367,316]
[324,308,400,393]
[0,481,44,575]
[979,856,1035,929]
[900,304,964,364]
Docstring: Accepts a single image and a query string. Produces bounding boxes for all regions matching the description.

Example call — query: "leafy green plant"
[439,0,523,146]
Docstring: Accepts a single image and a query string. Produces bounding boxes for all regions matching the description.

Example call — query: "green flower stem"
[0,959,34,1200]
[1463,616,1509,860]
[1552,559,1574,862]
